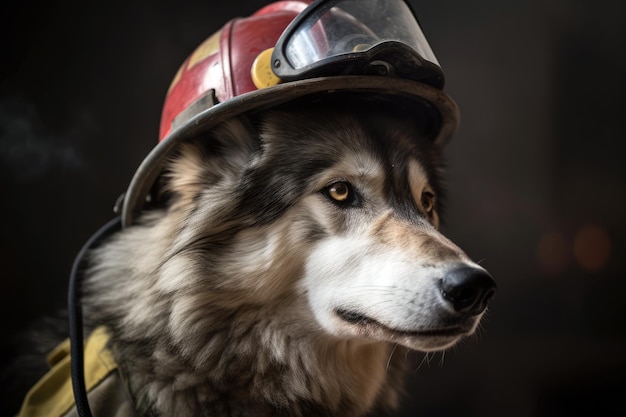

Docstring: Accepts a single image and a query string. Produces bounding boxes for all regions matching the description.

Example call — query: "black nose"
[440,265,496,315]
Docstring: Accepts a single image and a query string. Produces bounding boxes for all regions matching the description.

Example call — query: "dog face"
[84,97,495,416]
[302,159,493,352]
[160,98,495,354]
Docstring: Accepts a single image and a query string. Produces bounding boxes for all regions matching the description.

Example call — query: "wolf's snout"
[440,266,496,315]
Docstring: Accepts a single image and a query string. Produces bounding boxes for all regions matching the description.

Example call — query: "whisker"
[438,350,446,367]
[413,352,433,373]
[386,343,399,374]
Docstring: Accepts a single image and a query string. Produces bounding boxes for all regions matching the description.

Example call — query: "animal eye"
[421,190,436,213]
[328,182,350,201]
[324,181,355,206]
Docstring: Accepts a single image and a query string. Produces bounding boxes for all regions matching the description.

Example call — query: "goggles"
[271,0,444,88]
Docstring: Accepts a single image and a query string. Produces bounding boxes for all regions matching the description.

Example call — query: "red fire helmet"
[121,0,460,226]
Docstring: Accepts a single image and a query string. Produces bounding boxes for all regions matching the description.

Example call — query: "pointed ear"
[162,116,259,206]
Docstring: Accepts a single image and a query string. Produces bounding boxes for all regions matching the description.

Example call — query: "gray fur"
[83,102,489,417]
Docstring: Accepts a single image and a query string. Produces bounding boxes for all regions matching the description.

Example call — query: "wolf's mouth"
[336,309,465,338]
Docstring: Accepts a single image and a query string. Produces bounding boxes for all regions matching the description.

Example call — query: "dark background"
[1,0,625,416]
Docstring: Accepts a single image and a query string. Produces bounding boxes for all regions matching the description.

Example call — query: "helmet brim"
[121,75,459,226]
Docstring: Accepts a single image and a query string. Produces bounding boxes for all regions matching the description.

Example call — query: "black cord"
[68,216,122,417]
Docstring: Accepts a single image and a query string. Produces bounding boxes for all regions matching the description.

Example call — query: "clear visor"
[276,0,439,73]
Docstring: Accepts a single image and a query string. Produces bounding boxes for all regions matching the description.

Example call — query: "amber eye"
[323,181,359,207]
[421,190,436,213]
[328,182,351,202]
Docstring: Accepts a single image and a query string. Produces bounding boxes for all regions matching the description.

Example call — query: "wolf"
[66,95,497,417]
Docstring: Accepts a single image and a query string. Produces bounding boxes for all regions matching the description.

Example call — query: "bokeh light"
[573,224,611,272]
[537,230,571,276]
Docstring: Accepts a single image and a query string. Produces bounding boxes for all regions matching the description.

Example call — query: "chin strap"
[68,217,122,417]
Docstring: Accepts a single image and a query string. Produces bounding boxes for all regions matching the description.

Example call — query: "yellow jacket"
[17,327,137,417]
